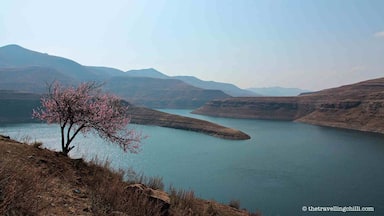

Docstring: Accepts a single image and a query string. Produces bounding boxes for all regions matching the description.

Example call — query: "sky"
[1,0,384,91]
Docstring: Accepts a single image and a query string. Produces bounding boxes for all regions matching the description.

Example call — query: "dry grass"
[0,136,257,215]
[167,185,256,216]
[0,136,92,215]
[0,161,43,215]
[169,185,196,210]
[125,169,165,190]
[85,160,165,215]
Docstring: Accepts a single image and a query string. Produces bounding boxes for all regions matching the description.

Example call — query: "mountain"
[0,44,99,81]
[193,77,384,134]
[126,68,170,79]
[247,87,311,96]
[85,66,126,79]
[0,66,76,93]
[124,68,259,97]
[105,76,229,108]
[0,44,231,108]
[174,76,259,97]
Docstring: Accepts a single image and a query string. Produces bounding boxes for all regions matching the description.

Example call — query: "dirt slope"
[0,135,257,216]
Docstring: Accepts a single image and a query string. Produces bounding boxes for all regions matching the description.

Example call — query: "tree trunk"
[61,124,85,156]
[60,125,66,155]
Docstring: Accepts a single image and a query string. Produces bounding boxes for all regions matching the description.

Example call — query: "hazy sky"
[1,0,384,90]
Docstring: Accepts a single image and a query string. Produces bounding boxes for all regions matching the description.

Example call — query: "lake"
[1,109,383,215]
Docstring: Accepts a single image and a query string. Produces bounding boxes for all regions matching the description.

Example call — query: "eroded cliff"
[193,77,384,134]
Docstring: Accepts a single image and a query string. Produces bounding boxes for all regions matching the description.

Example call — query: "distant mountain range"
[0,45,226,108]
[0,44,316,107]
[174,76,259,97]
[0,44,266,108]
[125,68,259,96]
[105,76,228,108]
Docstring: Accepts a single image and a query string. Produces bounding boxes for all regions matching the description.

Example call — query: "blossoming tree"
[33,82,142,155]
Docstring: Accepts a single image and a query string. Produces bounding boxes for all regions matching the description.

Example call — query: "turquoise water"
[1,109,383,215]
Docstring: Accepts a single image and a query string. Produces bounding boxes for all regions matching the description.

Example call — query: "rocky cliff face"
[193,77,384,134]
[192,97,301,120]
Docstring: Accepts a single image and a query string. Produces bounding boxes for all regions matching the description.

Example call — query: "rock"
[0,135,10,140]
[148,188,171,205]
[126,183,170,215]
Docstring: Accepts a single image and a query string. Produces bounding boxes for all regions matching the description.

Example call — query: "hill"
[0,44,98,81]
[193,77,384,134]
[126,68,170,79]
[0,65,229,108]
[247,87,310,96]
[124,68,258,97]
[105,76,230,108]
[0,66,76,93]
[174,76,259,97]
[0,136,256,215]
[85,66,126,79]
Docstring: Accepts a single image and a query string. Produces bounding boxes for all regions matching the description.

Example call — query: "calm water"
[1,109,383,215]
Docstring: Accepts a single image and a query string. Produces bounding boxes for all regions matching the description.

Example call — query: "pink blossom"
[33,82,142,155]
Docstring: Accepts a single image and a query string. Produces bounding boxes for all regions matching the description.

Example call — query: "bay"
[1,109,383,215]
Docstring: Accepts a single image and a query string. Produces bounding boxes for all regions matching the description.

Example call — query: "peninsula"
[0,91,250,140]
[127,105,250,140]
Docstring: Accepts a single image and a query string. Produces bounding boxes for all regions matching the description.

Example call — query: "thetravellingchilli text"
[302,205,374,213]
